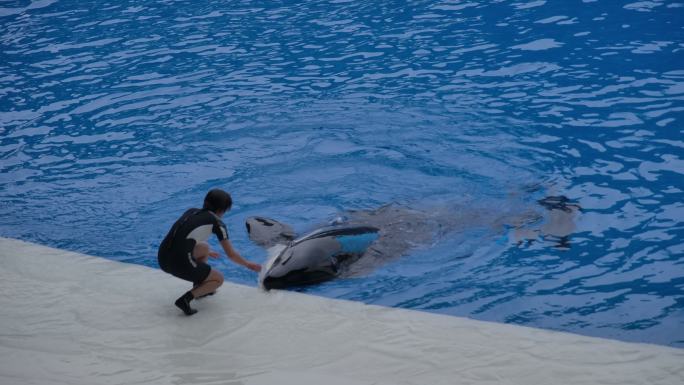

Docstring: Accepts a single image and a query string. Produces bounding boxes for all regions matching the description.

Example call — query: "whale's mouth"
[261,268,336,290]
[261,275,285,290]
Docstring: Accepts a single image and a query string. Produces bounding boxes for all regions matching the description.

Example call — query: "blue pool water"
[1,0,683,347]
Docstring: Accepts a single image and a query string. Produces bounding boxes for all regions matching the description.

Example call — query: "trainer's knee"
[210,269,224,287]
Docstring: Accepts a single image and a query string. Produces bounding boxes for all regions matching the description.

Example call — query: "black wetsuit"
[158,208,229,285]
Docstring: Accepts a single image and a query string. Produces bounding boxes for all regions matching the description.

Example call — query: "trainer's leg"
[192,241,211,264]
[191,269,224,298]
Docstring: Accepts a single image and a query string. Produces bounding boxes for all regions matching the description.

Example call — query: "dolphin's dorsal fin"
[246,216,297,248]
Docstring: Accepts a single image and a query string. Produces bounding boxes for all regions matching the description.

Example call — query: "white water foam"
[258,243,287,289]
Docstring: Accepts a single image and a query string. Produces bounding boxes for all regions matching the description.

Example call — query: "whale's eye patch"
[256,218,274,226]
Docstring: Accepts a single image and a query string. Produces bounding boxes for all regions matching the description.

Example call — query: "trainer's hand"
[247,262,262,273]
[209,251,220,259]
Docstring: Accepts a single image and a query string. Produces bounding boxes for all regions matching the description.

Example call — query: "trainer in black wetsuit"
[158,208,229,286]
[157,189,262,316]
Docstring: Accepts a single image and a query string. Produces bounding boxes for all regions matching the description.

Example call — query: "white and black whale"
[247,196,580,290]
[247,219,380,290]
[248,204,470,291]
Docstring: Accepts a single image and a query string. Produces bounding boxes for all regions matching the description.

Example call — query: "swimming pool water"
[1,0,683,347]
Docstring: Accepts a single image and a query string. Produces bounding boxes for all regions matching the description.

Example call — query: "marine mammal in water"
[249,221,380,290]
[247,206,458,290]
[248,196,580,290]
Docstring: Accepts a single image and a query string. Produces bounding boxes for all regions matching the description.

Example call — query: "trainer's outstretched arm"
[220,239,261,272]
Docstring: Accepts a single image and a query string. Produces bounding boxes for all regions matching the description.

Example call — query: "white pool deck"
[1,237,682,385]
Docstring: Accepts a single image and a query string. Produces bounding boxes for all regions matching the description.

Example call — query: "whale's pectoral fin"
[246,216,297,248]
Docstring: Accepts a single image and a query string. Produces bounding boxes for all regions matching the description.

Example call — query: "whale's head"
[259,226,379,290]
[246,216,296,248]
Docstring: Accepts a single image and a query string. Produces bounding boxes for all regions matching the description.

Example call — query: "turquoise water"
[1,0,683,347]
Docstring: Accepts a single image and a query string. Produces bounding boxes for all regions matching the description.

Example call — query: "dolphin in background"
[248,195,581,290]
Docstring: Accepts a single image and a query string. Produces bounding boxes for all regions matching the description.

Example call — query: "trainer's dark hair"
[203,189,232,213]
